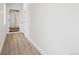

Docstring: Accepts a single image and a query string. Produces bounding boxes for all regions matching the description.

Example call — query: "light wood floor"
[0,32,41,55]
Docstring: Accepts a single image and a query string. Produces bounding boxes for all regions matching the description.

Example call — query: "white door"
[9,10,19,28]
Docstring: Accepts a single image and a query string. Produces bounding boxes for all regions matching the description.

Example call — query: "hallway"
[0,32,41,55]
[1,3,79,55]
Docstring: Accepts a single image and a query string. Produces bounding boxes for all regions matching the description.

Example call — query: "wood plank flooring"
[0,32,41,55]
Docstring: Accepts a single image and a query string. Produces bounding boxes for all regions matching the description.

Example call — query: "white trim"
[27,38,47,55]
[0,48,1,54]
[4,3,6,24]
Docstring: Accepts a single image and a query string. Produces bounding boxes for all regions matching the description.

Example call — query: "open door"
[9,9,20,32]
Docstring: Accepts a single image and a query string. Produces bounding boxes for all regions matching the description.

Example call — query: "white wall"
[30,3,79,55]
[20,3,31,38]
[0,3,9,52]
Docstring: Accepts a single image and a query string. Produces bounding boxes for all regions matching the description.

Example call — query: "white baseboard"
[0,48,1,54]
[27,38,47,55]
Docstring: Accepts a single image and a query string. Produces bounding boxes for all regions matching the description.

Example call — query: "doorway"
[9,9,20,32]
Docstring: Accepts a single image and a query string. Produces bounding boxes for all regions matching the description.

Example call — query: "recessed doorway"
[9,9,20,32]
